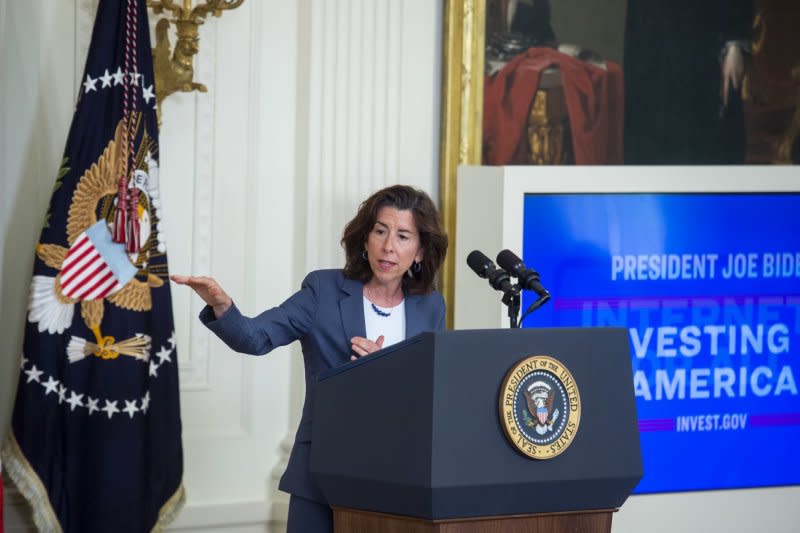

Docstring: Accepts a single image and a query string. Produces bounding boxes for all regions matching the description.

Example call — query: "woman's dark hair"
[341,185,448,294]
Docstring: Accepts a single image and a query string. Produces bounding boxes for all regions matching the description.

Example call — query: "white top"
[363,296,406,348]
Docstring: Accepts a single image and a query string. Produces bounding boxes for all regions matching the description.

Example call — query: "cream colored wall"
[0,1,442,531]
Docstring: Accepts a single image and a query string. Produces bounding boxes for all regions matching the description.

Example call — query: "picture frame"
[438,0,799,326]
[439,0,485,325]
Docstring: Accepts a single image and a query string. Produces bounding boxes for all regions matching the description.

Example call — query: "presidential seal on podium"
[499,355,582,459]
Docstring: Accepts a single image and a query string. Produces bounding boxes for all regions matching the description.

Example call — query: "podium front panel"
[312,328,642,519]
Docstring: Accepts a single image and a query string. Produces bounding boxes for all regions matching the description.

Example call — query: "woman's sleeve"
[199,271,320,355]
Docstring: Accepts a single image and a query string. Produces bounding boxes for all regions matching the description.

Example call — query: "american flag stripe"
[59,225,135,301]
[83,271,120,300]
[66,262,109,300]
[60,234,90,266]
[61,234,91,265]
[72,264,114,299]
[60,238,95,278]
[61,247,101,286]
[61,256,106,295]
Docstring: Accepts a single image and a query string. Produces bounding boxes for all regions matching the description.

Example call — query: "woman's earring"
[413,261,422,273]
[362,250,368,260]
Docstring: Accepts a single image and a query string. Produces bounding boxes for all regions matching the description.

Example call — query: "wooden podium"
[333,507,613,533]
[311,329,641,532]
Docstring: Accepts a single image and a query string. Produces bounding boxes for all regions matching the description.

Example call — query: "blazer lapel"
[404,293,424,339]
[339,276,366,342]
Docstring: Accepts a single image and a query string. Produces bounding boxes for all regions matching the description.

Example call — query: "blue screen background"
[521,193,800,493]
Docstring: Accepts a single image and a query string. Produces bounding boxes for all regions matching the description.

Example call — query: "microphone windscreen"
[496,249,523,274]
[467,250,491,277]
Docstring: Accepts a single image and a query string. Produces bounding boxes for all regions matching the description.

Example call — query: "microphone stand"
[500,284,551,329]
[501,285,522,328]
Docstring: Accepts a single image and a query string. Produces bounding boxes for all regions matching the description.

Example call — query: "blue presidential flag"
[1,1,184,531]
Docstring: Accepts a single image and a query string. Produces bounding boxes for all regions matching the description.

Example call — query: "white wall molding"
[181,12,217,391]
[302,0,442,262]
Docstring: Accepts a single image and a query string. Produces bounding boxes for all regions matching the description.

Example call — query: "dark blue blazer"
[200,268,446,502]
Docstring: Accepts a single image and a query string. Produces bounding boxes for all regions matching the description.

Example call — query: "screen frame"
[454,165,800,531]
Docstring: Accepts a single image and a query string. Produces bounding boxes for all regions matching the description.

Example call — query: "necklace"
[370,302,391,317]
[366,286,401,317]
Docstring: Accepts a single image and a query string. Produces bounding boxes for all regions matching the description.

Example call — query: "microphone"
[466,250,513,293]
[496,249,549,297]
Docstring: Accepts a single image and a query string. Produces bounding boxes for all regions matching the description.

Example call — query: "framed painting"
[439,0,799,324]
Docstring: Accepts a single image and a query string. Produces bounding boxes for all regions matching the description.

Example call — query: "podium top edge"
[316,327,628,382]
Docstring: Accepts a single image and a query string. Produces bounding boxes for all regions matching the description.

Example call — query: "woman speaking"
[171,184,448,532]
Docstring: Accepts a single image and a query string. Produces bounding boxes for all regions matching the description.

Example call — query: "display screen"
[521,192,800,493]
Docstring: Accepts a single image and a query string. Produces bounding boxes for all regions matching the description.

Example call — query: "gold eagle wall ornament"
[148,0,245,119]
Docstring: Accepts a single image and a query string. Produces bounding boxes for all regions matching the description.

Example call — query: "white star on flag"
[86,397,100,415]
[20,355,29,369]
[142,84,155,104]
[83,74,98,93]
[100,68,113,88]
[112,66,125,85]
[129,71,142,86]
[168,332,177,348]
[156,346,172,364]
[58,384,68,404]
[25,365,43,383]
[149,360,159,377]
[42,376,59,395]
[123,400,139,418]
[67,392,85,411]
[102,400,120,419]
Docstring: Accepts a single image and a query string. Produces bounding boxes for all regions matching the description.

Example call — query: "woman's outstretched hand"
[170,275,233,318]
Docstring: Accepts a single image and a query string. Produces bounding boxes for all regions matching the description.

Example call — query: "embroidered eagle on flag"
[28,120,167,363]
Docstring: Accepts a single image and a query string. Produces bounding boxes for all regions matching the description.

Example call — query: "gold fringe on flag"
[1,433,63,533]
